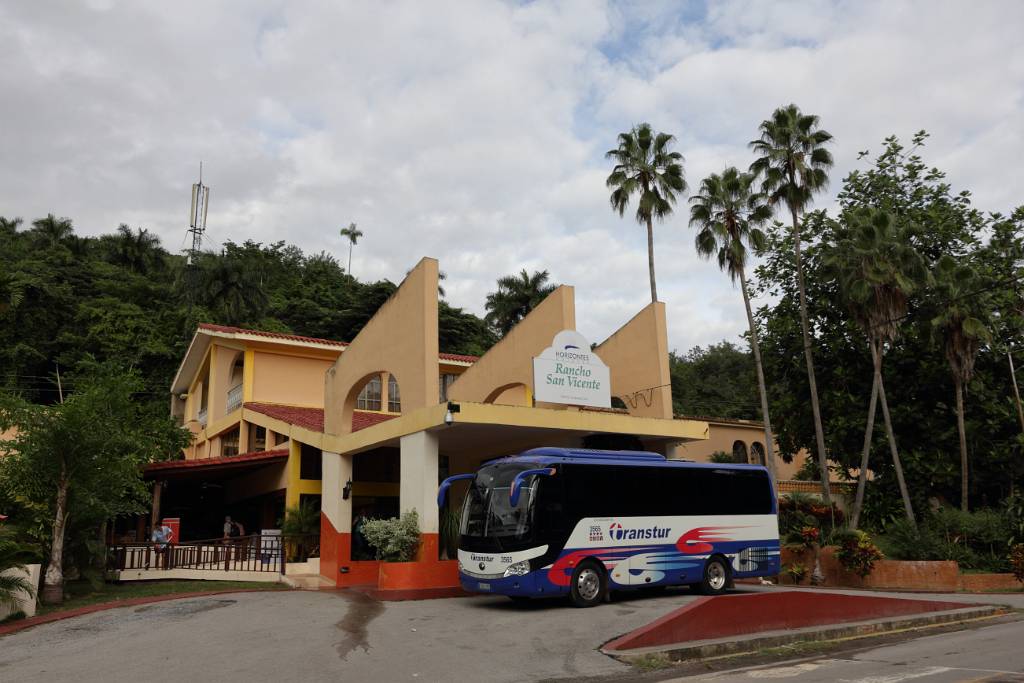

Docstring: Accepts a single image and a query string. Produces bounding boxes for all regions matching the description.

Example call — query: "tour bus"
[437,447,779,607]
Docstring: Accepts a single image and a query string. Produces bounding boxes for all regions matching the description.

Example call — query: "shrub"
[882,508,1012,572]
[1010,544,1024,585]
[361,510,421,562]
[799,526,820,549]
[785,563,807,584]
[835,530,884,579]
[778,493,844,546]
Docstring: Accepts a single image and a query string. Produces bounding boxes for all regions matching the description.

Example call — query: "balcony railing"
[197,408,208,426]
[226,384,243,413]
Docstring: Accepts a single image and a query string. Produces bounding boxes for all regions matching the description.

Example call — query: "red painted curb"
[604,590,975,651]
[0,587,288,637]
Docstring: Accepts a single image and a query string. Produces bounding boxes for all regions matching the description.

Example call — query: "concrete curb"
[0,587,289,638]
[602,604,1007,662]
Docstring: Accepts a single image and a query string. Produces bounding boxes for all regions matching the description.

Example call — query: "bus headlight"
[503,560,530,577]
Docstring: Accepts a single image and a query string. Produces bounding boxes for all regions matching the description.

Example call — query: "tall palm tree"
[606,123,686,303]
[200,252,269,325]
[31,214,74,247]
[340,222,363,275]
[689,167,777,482]
[750,104,834,503]
[0,216,22,239]
[824,208,927,528]
[484,269,557,336]
[931,256,990,511]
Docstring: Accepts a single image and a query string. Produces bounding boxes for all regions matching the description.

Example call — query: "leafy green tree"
[484,269,557,336]
[823,207,928,528]
[750,104,834,502]
[340,222,363,275]
[102,224,164,274]
[30,214,74,247]
[0,366,190,603]
[606,123,686,303]
[669,343,759,421]
[931,257,991,511]
[689,167,777,480]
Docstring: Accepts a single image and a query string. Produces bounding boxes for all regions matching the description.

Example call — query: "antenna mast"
[186,162,210,313]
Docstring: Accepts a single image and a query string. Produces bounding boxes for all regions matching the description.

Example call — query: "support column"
[238,419,250,454]
[400,430,440,534]
[319,450,354,584]
[150,481,163,530]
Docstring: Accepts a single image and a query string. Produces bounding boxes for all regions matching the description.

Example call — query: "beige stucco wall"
[593,302,673,419]
[671,420,805,480]
[224,461,288,504]
[324,257,440,436]
[252,352,334,407]
[446,285,575,406]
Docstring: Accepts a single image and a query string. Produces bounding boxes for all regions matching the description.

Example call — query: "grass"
[37,579,288,616]
[628,652,673,672]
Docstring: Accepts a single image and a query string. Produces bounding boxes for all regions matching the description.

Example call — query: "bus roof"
[483,446,770,473]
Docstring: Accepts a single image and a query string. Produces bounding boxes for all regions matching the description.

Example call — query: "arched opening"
[483,382,530,406]
[226,351,245,413]
[611,396,628,410]
[731,440,748,464]
[356,375,382,411]
[751,442,766,467]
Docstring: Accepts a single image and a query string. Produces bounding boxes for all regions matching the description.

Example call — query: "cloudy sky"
[2,1,1022,352]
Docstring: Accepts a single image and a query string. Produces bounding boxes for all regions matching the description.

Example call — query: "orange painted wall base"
[320,523,460,591]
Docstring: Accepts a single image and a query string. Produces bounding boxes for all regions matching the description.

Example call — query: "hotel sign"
[533,330,611,408]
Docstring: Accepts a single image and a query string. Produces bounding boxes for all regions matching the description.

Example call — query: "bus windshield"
[460,463,539,551]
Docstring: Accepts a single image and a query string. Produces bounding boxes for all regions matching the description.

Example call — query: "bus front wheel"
[569,560,606,608]
[700,556,730,596]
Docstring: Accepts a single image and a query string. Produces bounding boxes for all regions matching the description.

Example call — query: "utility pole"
[186,162,210,316]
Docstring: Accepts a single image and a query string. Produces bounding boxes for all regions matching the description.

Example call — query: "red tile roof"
[197,323,478,363]
[244,402,398,434]
[198,323,348,347]
[245,402,324,432]
[145,447,289,473]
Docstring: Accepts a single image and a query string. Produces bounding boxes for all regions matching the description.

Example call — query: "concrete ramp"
[604,590,975,652]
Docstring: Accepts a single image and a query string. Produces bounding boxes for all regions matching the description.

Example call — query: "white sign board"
[533,330,611,408]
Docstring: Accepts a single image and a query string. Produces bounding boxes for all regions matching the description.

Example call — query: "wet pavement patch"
[335,590,385,660]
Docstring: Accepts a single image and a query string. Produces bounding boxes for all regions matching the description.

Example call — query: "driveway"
[0,586,706,682]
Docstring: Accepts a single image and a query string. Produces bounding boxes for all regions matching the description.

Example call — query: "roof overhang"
[144,448,288,481]
[320,401,709,458]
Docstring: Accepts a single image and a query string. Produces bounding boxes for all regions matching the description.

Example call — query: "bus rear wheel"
[699,556,730,596]
[569,560,606,608]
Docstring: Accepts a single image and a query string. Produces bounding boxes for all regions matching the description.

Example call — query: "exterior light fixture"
[342,479,352,500]
[445,401,460,426]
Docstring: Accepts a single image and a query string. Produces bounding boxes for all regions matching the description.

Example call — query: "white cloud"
[1,0,1021,355]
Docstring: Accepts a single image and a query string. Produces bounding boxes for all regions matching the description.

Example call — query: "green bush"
[361,510,421,562]
[881,507,1011,572]
[778,493,845,546]
[835,530,884,578]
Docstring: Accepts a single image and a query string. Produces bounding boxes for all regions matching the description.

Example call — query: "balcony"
[226,384,243,414]
[197,408,208,427]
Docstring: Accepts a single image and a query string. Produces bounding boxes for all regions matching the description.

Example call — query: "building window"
[388,375,401,413]
[356,376,382,411]
[439,373,458,402]
[751,442,766,467]
[731,440,748,464]
[222,428,240,457]
[300,443,322,480]
[251,425,266,451]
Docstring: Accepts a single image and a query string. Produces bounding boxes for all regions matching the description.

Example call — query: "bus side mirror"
[509,468,556,507]
[437,473,475,507]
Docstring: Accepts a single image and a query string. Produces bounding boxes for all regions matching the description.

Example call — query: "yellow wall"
[252,351,334,407]
[671,419,806,480]
[285,440,323,509]
[593,302,673,419]
[446,285,575,406]
[324,257,440,436]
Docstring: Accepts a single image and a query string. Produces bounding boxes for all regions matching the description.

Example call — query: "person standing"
[151,522,173,568]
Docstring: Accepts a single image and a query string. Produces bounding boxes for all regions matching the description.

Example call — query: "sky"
[2,1,1022,353]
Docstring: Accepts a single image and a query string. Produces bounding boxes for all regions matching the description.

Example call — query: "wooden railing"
[107,534,319,575]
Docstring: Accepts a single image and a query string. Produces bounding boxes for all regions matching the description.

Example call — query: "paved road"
[2,586,1022,682]
[0,586,704,682]
[673,618,1024,683]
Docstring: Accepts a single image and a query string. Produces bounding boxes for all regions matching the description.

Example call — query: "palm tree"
[200,252,269,325]
[0,526,35,612]
[31,214,74,247]
[824,208,927,528]
[110,224,163,273]
[750,104,834,503]
[930,256,990,511]
[606,123,686,303]
[340,222,363,275]
[0,216,22,239]
[484,269,557,336]
[689,167,777,482]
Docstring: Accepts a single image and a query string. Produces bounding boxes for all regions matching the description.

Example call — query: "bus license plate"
[478,582,491,591]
